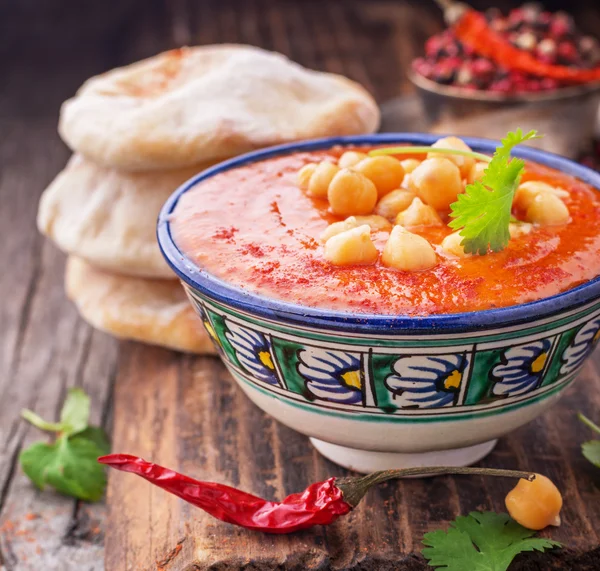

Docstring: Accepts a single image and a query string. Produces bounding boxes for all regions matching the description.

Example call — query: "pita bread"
[65,257,216,354]
[58,44,380,171]
[38,155,205,279]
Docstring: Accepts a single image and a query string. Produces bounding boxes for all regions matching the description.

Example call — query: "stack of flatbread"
[37,44,380,353]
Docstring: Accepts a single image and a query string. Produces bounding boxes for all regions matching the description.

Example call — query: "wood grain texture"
[0,1,168,568]
[0,28,119,568]
[1,0,600,569]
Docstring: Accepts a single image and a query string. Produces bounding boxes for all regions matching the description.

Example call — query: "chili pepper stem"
[336,467,535,507]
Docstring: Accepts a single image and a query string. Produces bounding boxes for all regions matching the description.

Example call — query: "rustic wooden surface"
[105,347,600,571]
[1,0,599,570]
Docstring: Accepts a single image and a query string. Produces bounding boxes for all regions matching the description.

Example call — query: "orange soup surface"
[171,146,600,315]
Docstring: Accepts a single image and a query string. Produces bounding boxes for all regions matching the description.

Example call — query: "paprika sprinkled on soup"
[171,139,600,316]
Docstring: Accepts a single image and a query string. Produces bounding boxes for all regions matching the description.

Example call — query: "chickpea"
[401,174,412,190]
[509,221,533,239]
[320,216,359,243]
[382,226,437,271]
[354,156,405,198]
[514,180,570,210]
[526,193,570,226]
[338,150,368,169]
[467,161,488,184]
[297,163,317,190]
[505,474,562,530]
[400,158,421,174]
[409,158,463,211]
[324,225,379,266]
[353,215,393,232]
[441,231,468,258]
[307,161,339,198]
[327,168,378,216]
[395,197,442,228]
[374,189,416,221]
[428,136,475,178]
[320,215,391,242]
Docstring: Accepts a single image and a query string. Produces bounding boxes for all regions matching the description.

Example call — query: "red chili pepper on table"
[437,0,600,84]
[99,454,534,534]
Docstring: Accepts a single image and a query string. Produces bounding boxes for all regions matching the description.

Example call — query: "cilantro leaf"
[449,129,540,255]
[20,410,64,433]
[21,388,90,437]
[422,511,561,571]
[59,388,90,436]
[20,434,109,502]
[582,441,600,467]
[19,388,110,502]
[77,426,111,454]
[579,413,600,467]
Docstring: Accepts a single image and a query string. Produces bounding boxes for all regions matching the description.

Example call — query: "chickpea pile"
[297,137,571,270]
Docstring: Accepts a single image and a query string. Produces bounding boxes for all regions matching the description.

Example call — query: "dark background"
[0,2,599,568]
[2,1,599,122]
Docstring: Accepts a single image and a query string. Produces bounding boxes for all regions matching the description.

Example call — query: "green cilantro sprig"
[422,511,561,571]
[449,129,541,255]
[578,413,600,467]
[20,388,110,502]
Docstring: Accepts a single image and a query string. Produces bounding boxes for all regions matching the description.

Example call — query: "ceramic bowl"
[158,134,600,473]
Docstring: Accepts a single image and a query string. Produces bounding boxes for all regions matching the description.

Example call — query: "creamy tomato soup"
[171,145,600,315]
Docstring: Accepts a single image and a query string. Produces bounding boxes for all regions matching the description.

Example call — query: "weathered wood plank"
[2,0,600,569]
[0,1,171,569]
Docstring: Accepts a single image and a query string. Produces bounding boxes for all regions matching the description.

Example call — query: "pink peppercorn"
[412,4,599,95]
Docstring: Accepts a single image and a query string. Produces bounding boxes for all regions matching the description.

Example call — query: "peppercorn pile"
[412,4,600,94]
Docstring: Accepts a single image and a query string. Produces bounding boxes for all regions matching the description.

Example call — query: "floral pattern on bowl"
[185,288,600,422]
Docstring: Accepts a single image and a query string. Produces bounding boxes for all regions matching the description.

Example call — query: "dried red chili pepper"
[445,3,600,83]
[99,453,534,534]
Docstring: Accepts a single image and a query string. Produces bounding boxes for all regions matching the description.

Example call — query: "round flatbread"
[65,257,215,354]
[37,155,205,279]
[58,44,380,171]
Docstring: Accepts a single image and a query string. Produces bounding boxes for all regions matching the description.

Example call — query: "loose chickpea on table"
[505,474,563,531]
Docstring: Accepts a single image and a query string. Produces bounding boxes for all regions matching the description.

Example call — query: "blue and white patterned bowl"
[158,134,600,473]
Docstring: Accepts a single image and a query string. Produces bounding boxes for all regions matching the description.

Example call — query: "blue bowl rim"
[158,133,600,333]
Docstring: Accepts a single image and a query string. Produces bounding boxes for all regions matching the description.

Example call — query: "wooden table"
[1,1,600,569]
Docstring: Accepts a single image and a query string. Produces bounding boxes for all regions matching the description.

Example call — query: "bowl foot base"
[310,438,498,474]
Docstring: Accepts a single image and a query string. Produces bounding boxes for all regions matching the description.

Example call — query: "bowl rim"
[408,68,600,104]
[157,133,600,333]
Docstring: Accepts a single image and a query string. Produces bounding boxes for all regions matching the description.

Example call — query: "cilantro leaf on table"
[422,511,561,571]
[58,387,91,435]
[579,413,600,467]
[582,441,600,467]
[19,388,110,502]
[21,388,90,436]
[449,129,540,255]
